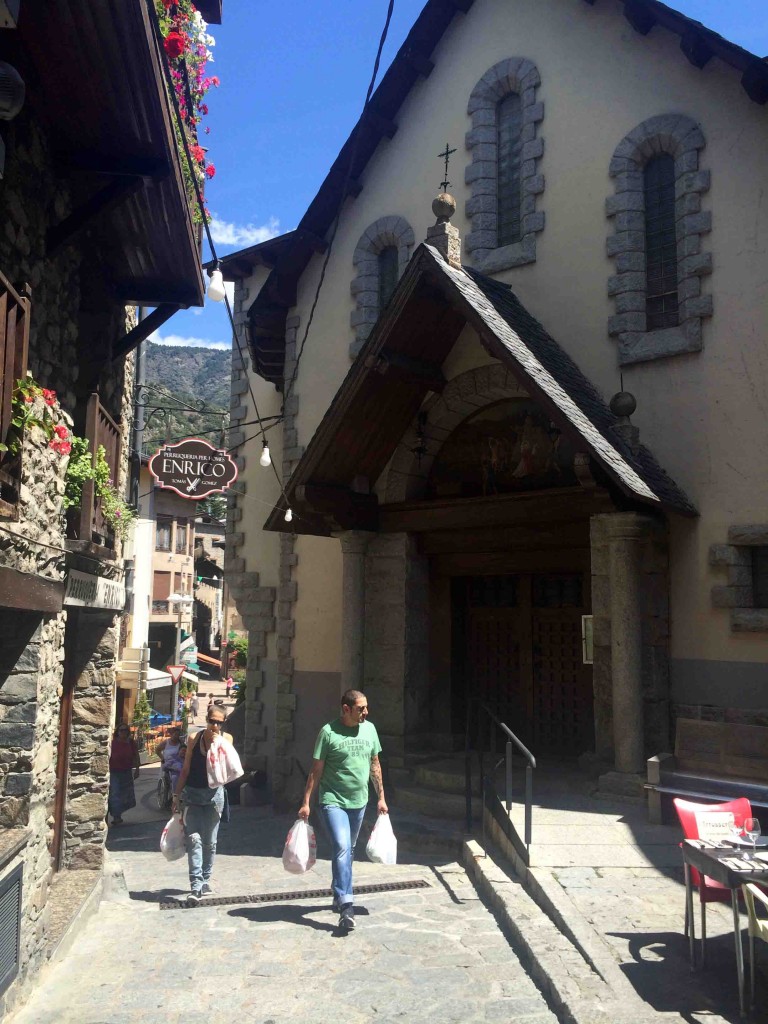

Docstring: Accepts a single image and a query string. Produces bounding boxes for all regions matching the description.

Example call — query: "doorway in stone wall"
[453,573,593,756]
[51,611,79,871]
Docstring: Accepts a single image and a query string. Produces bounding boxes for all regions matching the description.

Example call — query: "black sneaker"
[201,882,213,896]
[187,889,201,905]
[339,904,355,932]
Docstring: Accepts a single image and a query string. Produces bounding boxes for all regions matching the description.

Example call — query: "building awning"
[265,243,696,536]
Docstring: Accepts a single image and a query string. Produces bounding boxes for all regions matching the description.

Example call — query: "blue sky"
[154,0,768,352]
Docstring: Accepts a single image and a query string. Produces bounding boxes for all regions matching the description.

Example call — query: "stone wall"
[590,512,670,762]
[61,611,117,870]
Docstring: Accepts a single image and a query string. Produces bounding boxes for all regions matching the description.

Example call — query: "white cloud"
[209,214,281,247]
[149,332,229,351]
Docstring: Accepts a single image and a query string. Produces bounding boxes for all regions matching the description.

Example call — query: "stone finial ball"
[610,390,637,418]
[432,192,456,221]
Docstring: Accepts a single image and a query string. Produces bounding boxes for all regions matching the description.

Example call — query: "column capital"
[601,512,657,543]
[337,530,375,556]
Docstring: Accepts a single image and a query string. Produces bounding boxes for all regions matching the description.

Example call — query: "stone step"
[390,784,480,822]
[413,758,482,795]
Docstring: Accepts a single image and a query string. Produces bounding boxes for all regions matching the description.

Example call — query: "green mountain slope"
[143,343,231,452]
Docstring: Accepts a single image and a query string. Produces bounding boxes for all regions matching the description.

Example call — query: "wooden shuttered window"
[497,93,523,247]
[0,274,30,514]
[153,570,171,600]
[644,154,679,331]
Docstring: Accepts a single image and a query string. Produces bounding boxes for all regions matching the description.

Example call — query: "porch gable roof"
[265,244,696,535]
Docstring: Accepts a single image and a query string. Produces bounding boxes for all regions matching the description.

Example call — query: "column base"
[597,770,645,801]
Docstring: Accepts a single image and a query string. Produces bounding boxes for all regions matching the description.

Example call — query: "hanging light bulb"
[284,508,293,523]
[259,442,271,468]
[207,262,226,303]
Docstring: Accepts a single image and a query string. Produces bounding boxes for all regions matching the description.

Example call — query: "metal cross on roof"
[438,143,457,192]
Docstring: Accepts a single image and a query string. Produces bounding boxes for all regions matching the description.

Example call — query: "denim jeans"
[183,786,224,890]
[320,804,366,907]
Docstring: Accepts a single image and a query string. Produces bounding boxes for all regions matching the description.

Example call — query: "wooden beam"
[364,107,398,140]
[430,549,591,576]
[402,48,435,79]
[112,304,180,362]
[345,179,364,199]
[0,565,64,613]
[445,0,474,12]
[46,176,143,256]
[365,349,446,393]
[679,30,714,69]
[419,521,593,555]
[623,0,656,35]
[296,229,328,254]
[380,488,609,534]
[59,152,170,180]
[742,62,768,105]
[295,483,378,532]
[113,281,197,307]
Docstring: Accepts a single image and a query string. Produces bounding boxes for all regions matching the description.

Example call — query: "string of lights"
[147,0,294,521]
[281,0,396,411]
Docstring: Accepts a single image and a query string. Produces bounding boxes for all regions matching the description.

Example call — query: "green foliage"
[233,670,246,707]
[63,436,94,510]
[0,374,70,456]
[132,691,151,729]
[199,494,227,520]
[227,635,248,668]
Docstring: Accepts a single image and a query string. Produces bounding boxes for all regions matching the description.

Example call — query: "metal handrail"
[465,700,536,856]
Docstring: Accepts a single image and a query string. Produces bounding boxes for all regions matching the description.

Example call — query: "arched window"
[497,93,523,247]
[378,245,399,310]
[606,114,712,364]
[466,58,545,273]
[643,154,678,331]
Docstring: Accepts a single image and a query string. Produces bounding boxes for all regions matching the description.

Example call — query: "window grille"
[156,517,172,552]
[644,154,679,331]
[0,863,22,998]
[497,93,523,247]
[175,518,188,554]
[377,246,398,311]
[753,547,768,609]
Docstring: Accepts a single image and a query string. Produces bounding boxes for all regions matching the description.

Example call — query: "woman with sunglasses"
[172,707,230,903]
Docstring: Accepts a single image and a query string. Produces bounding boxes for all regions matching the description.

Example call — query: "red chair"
[673,796,752,964]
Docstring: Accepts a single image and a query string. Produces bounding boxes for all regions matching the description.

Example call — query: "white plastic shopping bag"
[366,813,397,865]
[206,735,244,787]
[160,814,186,862]
[282,819,317,874]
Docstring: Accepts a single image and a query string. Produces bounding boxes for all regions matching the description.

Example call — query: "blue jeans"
[320,804,366,907]
[183,786,223,890]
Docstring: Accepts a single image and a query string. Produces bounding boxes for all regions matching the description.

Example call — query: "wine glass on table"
[745,817,761,860]
[729,819,744,848]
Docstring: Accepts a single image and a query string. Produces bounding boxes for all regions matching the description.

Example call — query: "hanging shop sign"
[148,437,238,500]
[64,570,126,611]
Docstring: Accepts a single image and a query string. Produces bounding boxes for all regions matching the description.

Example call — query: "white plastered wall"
[242,0,768,677]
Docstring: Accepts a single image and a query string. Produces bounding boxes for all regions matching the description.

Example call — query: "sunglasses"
[207,718,223,726]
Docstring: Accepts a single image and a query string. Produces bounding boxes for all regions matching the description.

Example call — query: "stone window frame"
[607,114,713,366]
[710,525,768,632]
[465,57,545,274]
[350,215,414,359]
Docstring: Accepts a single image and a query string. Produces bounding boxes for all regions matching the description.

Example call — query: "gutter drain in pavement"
[159,878,432,910]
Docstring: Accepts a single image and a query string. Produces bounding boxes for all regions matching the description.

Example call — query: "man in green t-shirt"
[299,688,387,932]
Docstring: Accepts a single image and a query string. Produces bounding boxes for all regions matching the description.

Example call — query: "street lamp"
[168,592,194,719]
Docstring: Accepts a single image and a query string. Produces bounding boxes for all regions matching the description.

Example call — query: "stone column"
[339,531,373,692]
[605,514,647,774]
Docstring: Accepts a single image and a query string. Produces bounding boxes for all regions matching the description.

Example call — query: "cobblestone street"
[9,778,557,1024]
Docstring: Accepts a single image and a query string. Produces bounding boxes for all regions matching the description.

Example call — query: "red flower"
[191,144,205,164]
[23,393,33,403]
[54,424,69,440]
[49,440,71,456]
[210,76,220,87]
[205,164,216,179]
[42,388,56,406]
[164,31,186,59]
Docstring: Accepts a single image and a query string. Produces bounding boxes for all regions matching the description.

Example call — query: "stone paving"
[10,780,558,1024]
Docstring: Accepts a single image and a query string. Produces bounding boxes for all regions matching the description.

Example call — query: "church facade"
[222,0,768,803]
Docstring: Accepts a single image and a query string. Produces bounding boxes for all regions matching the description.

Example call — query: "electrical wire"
[146,0,292,515]
[281,0,396,411]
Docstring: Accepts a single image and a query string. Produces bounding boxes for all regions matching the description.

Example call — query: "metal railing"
[465,701,537,860]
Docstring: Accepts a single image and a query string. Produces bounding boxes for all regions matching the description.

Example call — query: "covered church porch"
[265,241,695,795]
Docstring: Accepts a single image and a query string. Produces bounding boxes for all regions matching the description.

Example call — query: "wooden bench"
[646,719,768,824]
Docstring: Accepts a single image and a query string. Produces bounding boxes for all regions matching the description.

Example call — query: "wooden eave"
[16,0,205,308]
[265,245,694,536]
[243,0,767,385]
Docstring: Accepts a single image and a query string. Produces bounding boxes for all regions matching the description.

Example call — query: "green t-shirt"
[313,718,382,809]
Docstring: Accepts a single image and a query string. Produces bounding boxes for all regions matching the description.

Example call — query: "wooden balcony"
[66,393,122,556]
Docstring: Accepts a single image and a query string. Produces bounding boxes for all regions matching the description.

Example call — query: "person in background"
[225,676,233,698]
[108,723,140,826]
[155,726,186,792]
[190,692,200,721]
[298,689,387,933]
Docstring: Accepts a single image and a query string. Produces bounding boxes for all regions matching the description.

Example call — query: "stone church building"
[222,0,768,805]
